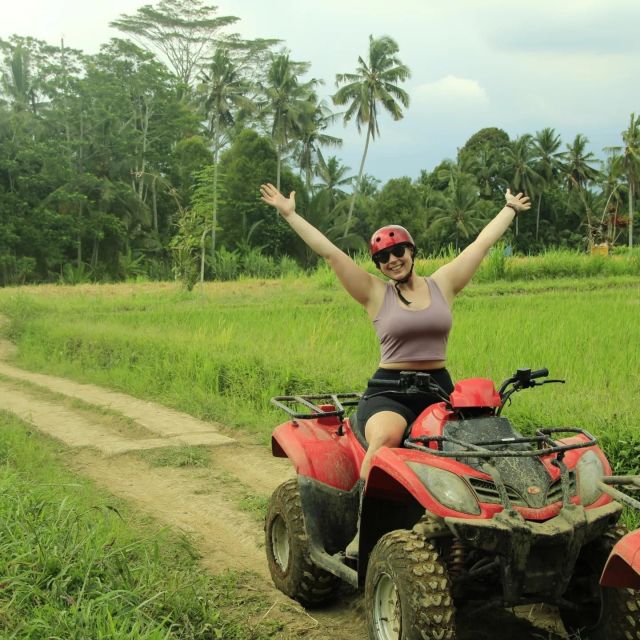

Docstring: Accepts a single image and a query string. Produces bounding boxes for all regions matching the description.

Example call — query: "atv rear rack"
[270,393,362,421]
[405,428,598,459]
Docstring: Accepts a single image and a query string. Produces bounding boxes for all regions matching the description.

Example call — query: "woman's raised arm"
[260,183,383,309]
[432,189,531,303]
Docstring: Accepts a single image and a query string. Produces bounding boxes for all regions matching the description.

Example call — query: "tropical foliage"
[0,1,637,287]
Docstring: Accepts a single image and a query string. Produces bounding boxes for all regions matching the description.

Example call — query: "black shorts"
[355,368,454,440]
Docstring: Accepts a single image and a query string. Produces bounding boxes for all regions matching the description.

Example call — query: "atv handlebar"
[497,368,565,415]
[365,371,450,403]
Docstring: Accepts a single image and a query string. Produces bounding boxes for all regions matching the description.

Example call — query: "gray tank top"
[373,277,452,363]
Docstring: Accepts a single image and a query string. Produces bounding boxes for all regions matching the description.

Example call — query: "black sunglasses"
[373,244,409,265]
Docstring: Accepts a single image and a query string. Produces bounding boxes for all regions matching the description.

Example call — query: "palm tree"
[504,135,543,235]
[294,96,342,192]
[617,114,640,248]
[1,44,38,113]
[559,135,601,246]
[560,134,600,192]
[262,53,316,190]
[332,35,410,237]
[314,155,354,212]
[532,128,562,240]
[427,174,486,252]
[467,143,506,200]
[197,48,252,259]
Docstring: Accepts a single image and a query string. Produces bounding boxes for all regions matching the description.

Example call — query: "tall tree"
[427,174,487,252]
[504,135,543,235]
[110,0,240,89]
[1,44,38,113]
[314,155,353,212]
[532,127,562,240]
[197,48,253,259]
[294,96,341,192]
[332,35,410,237]
[617,114,640,248]
[261,53,315,190]
[560,134,600,192]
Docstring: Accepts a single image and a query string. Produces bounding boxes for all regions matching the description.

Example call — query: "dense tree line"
[0,0,638,287]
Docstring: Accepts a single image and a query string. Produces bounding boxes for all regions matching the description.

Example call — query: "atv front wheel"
[365,529,455,640]
[560,525,640,640]
[265,479,338,606]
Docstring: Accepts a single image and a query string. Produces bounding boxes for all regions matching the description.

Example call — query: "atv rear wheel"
[265,478,338,606]
[365,529,455,640]
[559,525,640,640]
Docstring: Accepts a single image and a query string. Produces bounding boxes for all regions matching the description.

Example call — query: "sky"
[3,0,640,183]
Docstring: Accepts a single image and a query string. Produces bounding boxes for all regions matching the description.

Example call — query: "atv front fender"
[366,446,495,518]
[271,420,360,490]
[600,529,640,588]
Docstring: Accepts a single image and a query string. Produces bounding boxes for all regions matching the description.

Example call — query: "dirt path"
[0,336,567,639]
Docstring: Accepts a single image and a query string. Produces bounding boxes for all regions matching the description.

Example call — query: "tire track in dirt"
[0,339,369,640]
[0,337,567,639]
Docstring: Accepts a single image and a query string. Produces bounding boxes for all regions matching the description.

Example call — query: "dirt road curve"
[0,336,567,639]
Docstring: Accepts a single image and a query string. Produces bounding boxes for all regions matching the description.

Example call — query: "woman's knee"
[365,412,407,448]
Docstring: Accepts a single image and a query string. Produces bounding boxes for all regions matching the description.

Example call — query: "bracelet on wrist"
[505,202,519,216]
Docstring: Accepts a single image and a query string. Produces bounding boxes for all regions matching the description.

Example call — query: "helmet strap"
[391,259,415,305]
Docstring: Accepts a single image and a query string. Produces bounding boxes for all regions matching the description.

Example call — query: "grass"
[238,494,270,523]
[143,446,212,469]
[1,273,638,465]
[0,267,638,500]
[0,411,281,639]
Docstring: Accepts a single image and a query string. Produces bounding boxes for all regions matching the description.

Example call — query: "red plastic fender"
[271,419,361,491]
[366,446,500,519]
[600,529,640,588]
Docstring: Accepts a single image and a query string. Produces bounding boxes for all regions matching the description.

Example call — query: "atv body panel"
[600,528,640,588]
[267,372,639,627]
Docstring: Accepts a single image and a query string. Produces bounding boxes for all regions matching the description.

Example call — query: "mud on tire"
[265,478,338,606]
[560,525,640,640]
[365,529,455,640]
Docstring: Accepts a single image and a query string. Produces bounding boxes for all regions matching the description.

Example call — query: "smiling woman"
[259,180,530,555]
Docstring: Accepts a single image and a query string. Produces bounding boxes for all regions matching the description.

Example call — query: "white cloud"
[413,76,489,108]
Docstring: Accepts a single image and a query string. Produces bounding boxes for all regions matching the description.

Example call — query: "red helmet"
[369,225,415,257]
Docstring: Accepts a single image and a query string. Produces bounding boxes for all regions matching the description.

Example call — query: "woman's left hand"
[505,188,531,213]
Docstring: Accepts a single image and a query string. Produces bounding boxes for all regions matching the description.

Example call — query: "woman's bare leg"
[360,411,407,479]
[346,411,407,557]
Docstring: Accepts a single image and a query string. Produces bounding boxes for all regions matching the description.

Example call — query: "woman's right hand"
[260,183,296,219]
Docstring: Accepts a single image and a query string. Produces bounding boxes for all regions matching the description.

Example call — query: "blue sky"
[3,0,639,183]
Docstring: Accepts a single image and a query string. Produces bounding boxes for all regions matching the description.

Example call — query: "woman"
[260,182,530,554]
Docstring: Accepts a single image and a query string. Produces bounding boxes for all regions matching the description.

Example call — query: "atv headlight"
[407,463,480,515]
[576,450,604,506]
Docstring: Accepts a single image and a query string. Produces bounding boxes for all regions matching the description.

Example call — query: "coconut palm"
[314,155,354,212]
[261,53,316,190]
[294,95,342,192]
[560,134,600,192]
[504,135,543,235]
[197,48,252,259]
[332,35,410,237]
[1,44,38,113]
[427,174,486,252]
[597,154,625,245]
[607,114,640,248]
[532,128,562,240]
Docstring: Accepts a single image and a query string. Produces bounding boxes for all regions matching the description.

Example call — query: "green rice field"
[1,269,638,474]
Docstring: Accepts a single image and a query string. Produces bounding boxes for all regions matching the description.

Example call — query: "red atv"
[265,368,640,639]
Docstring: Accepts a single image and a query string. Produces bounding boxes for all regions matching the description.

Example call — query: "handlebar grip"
[531,368,549,379]
[367,378,401,388]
